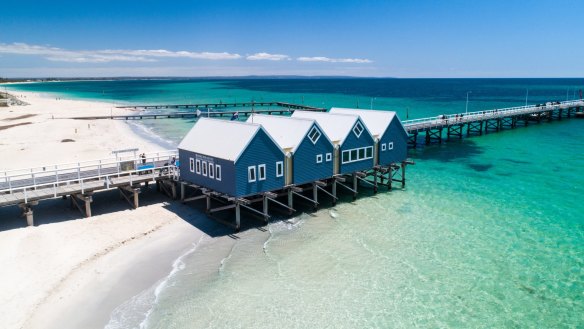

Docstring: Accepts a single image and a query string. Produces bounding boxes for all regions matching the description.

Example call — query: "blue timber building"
[177,118,285,197]
[247,114,335,185]
[291,111,375,175]
[329,108,408,166]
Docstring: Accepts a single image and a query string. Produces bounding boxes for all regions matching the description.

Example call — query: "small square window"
[202,161,207,176]
[325,153,332,162]
[209,163,215,179]
[308,126,321,144]
[248,166,256,182]
[388,142,394,150]
[216,165,222,181]
[316,154,323,163]
[276,161,284,177]
[258,164,266,181]
[353,122,364,138]
[358,148,365,159]
[381,143,387,151]
[350,149,358,161]
[366,147,373,158]
[195,159,201,174]
[189,158,195,172]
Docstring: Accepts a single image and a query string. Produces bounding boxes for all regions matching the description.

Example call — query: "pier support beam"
[484,119,501,133]
[407,132,418,149]
[18,202,37,226]
[425,128,443,144]
[467,121,484,136]
[447,124,463,140]
[119,185,141,209]
[70,193,93,218]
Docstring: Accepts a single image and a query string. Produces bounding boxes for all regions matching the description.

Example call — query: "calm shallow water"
[8,79,584,328]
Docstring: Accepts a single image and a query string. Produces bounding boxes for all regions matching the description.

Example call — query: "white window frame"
[307,126,322,144]
[325,153,332,162]
[209,162,215,179]
[388,142,394,150]
[215,164,222,181]
[189,158,195,172]
[341,146,374,164]
[316,154,323,163]
[202,161,208,177]
[195,159,201,174]
[276,161,284,177]
[258,164,266,181]
[248,166,256,183]
[353,122,364,138]
[381,143,387,151]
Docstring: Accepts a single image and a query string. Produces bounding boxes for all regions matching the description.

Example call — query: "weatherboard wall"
[378,117,409,165]
[178,149,237,196]
[339,118,376,174]
[235,129,286,197]
[293,126,335,184]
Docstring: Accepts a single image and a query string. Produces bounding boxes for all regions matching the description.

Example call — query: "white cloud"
[246,52,290,61]
[0,43,241,63]
[297,56,372,63]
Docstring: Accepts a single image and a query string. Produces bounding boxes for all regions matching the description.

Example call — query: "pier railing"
[0,150,179,197]
[403,100,584,132]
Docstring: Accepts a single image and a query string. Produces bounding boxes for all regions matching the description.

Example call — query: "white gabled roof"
[246,114,329,152]
[291,110,366,145]
[329,107,406,138]
[178,118,263,162]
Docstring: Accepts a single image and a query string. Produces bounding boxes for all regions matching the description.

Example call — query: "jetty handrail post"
[81,179,84,194]
[8,175,12,193]
[32,172,36,189]
[77,163,81,182]
[24,187,28,203]
[98,160,102,178]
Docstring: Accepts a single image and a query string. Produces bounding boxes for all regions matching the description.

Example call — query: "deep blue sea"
[7,78,584,328]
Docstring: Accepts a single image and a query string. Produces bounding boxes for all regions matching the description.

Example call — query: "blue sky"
[1,0,583,78]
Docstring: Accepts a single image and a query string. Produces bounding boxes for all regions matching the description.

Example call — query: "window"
[381,143,387,151]
[276,161,283,177]
[353,122,364,137]
[216,165,222,181]
[366,147,373,158]
[341,146,374,164]
[316,154,323,163]
[258,164,266,181]
[342,151,350,163]
[308,126,321,144]
[388,142,394,150]
[202,161,208,176]
[326,153,332,162]
[248,166,256,182]
[195,159,201,174]
[209,163,215,179]
[189,158,195,172]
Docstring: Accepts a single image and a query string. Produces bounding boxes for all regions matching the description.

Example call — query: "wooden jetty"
[403,100,584,147]
[70,101,326,121]
[0,151,179,225]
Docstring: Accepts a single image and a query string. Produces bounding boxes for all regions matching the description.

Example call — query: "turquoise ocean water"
[7,79,584,328]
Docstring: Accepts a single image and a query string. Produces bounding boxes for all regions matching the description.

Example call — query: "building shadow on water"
[409,139,485,163]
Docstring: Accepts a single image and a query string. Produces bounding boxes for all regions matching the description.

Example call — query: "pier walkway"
[0,151,179,225]
[71,101,326,120]
[403,100,584,146]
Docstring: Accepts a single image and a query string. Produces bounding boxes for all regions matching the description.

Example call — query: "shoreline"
[0,88,216,329]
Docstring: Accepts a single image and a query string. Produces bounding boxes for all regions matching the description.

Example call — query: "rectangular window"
[353,122,364,137]
[388,142,394,150]
[258,164,266,181]
[307,126,321,144]
[248,166,256,182]
[316,154,323,163]
[341,147,374,164]
[189,158,195,172]
[276,161,283,177]
[326,153,332,162]
[381,143,387,151]
[342,151,350,163]
[209,163,215,179]
[195,159,201,174]
[202,161,208,176]
[216,165,222,181]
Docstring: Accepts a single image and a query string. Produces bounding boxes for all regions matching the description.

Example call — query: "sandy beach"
[0,88,221,329]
